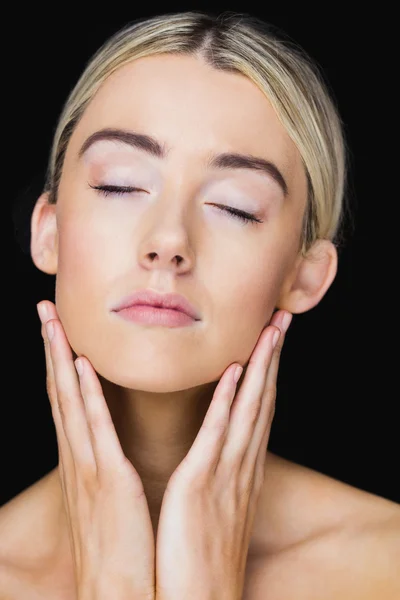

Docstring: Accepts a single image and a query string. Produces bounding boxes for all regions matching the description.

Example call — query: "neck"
[50,375,289,558]
[99,374,220,523]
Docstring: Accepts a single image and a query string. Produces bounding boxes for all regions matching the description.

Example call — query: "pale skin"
[2,52,399,599]
[35,298,289,600]
[30,54,337,534]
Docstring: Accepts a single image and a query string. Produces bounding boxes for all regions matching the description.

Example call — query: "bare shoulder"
[0,470,55,563]
[246,453,400,600]
[0,469,74,599]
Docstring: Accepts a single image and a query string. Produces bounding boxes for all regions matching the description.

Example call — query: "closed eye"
[89,184,263,226]
[89,184,146,195]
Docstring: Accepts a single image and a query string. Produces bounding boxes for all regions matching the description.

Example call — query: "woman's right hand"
[37,300,155,600]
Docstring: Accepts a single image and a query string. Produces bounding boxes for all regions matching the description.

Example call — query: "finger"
[176,320,282,486]
[249,311,292,454]
[38,302,74,476]
[38,303,74,513]
[38,304,62,426]
[217,324,280,477]
[44,316,97,474]
[75,356,128,479]
[173,362,240,485]
[253,421,271,492]
[245,311,292,479]
[260,311,292,405]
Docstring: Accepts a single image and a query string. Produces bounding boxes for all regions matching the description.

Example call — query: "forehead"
[67,53,305,192]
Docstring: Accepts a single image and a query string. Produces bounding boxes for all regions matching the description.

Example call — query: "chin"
[90,357,213,394]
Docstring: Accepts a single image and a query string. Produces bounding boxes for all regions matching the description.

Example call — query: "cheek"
[56,202,128,290]
[208,258,282,369]
[55,216,117,357]
[52,197,292,392]
[57,222,107,295]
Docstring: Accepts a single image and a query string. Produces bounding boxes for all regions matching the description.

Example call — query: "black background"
[4,8,398,507]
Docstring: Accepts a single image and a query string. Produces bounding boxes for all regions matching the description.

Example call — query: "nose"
[138,208,195,273]
[147,251,184,267]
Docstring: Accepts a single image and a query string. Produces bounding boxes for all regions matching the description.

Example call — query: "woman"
[2,11,399,600]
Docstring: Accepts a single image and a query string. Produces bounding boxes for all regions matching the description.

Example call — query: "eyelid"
[89,183,147,193]
[89,183,263,225]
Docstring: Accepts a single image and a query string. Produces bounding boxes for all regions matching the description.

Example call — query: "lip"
[114,305,197,327]
[112,289,201,321]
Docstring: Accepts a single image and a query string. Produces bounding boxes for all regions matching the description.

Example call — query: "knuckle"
[168,459,195,490]
[88,409,104,431]
[78,463,97,490]
[45,376,54,398]
[268,401,276,424]
[115,456,140,482]
[271,327,284,349]
[274,335,285,355]
[246,398,262,424]
[254,469,265,495]
[108,455,130,479]
[274,344,283,361]
[273,344,283,361]
[265,383,277,398]
[238,475,254,506]
[57,401,67,424]
[248,355,258,367]
[96,462,115,489]
[203,419,227,438]
[50,405,60,425]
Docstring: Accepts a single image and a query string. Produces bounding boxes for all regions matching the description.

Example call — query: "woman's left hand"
[155,309,292,600]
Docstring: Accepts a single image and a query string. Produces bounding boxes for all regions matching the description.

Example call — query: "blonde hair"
[43,11,350,256]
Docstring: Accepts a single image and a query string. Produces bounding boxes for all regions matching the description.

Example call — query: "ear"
[30,192,58,275]
[277,239,338,314]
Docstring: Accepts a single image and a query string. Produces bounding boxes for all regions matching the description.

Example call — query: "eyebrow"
[78,127,289,197]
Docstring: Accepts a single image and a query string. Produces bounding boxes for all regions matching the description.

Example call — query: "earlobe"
[30,192,58,275]
[277,239,338,314]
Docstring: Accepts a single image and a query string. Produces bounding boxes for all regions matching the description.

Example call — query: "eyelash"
[89,184,263,226]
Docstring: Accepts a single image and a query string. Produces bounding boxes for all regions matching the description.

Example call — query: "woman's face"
[54,53,308,392]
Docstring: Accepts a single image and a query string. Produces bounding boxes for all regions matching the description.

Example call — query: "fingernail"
[272,330,280,349]
[233,365,243,384]
[46,321,54,341]
[75,359,83,376]
[281,312,292,333]
[37,302,48,323]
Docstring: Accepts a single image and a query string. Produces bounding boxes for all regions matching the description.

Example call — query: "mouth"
[112,289,201,322]
[114,303,198,327]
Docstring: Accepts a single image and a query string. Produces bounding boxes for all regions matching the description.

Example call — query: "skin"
[34,299,290,599]
[30,52,337,569]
